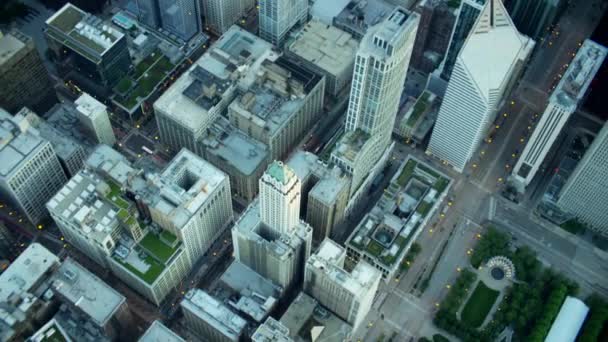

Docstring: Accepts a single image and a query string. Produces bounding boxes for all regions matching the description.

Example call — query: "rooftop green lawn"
[406,91,430,127]
[139,232,179,263]
[125,216,137,227]
[40,327,67,342]
[160,230,178,243]
[433,178,450,193]
[460,281,500,328]
[380,235,409,266]
[105,180,130,209]
[396,159,418,187]
[417,163,440,179]
[115,77,132,94]
[114,254,164,285]
[117,55,174,109]
[366,240,385,257]
[68,30,106,54]
[416,201,433,217]
[117,209,129,220]
[48,5,83,33]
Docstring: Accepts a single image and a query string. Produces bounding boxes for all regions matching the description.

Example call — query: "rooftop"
[334,0,397,38]
[50,258,125,327]
[75,93,107,119]
[332,129,370,163]
[201,118,269,176]
[46,102,97,147]
[153,26,275,135]
[266,161,296,185]
[279,293,352,342]
[181,289,246,340]
[252,317,293,342]
[308,239,381,296]
[142,149,228,229]
[0,112,48,178]
[287,20,358,76]
[45,3,124,58]
[347,157,451,269]
[0,30,28,65]
[0,243,59,302]
[139,321,185,342]
[551,39,607,108]
[459,0,534,102]
[28,318,72,342]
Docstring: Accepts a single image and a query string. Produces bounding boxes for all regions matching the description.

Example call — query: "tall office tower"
[181,289,247,342]
[74,93,116,146]
[512,40,607,188]
[136,0,161,28]
[0,111,67,224]
[45,3,131,89]
[304,239,381,332]
[258,0,308,47]
[440,0,485,81]
[505,0,566,40]
[330,8,419,197]
[203,0,255,35]
[557,123,608,235]
[158,0,201,41]
[259,161,301,234]
[0,29,57,114]
[428,0,534,172]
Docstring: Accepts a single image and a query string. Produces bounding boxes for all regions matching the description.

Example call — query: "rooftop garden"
[396,159,418,187]
[366,240,385,257]
[114,253,164,285]
[406,91,430,127]
[416,201,433,217]
[379,235,410,266]
[139,232,179,263]
[160,230,178,244]
[39,324,68,342]
[105,180,130,210]
[115,50,175,109]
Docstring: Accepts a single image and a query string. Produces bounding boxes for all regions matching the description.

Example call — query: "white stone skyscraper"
[557,123,608,235]
[258,0,308,47]
[511,40,607,189]
[428,0,534,172]
[259,161,301,234]
[331,8,419,196]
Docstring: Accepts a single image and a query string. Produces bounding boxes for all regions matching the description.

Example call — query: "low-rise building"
[139,321,185,342]
[279,292,352,342]
[181,289,247,342]
[27,318,73,342]
[251,317,293,342]
[345,156,451,280]
[286,20,358,97]
[304,239,381,332]
[393,90,439,144]
[74,93,116,146]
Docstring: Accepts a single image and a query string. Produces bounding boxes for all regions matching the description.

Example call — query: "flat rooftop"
[45,3,124,57]
[288,20,358,76]
[154,26,275,135]
[202,118,268,175]
[181,289,246,340]
[46,102,96,147]
[0,30,28,65]
[51,258,125,327]
[552,39,607,106]
[308,239,380,296]
[0,114,47,178]
[334,0,397,38]
[139,321,185,342]
[0,243,59,302]
[75,93,107,119]
[220,261,282,300]
[29,318,73,342]
[145,149,227,229]
[252,317,292,342]
[280,293,352,342]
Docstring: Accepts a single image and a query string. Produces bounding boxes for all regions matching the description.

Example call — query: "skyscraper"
[440,0,485,81]
[202,0,255,35]
[259,161,301,234]
[511,40,607,188]
[557,122,608,235]
[135,0,161,28]
[0,29,57,114]
[45,3,131,89]
[304,239,381,332]
[330,8,419,196]
[258,0,308,47]
[75,93,116,146]
[158,0,201,41]
[428,0,534,172]
[0,110,67,224]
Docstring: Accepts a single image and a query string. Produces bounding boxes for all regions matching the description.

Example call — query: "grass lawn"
[366,240,385,257]
[397,159,418,186]
[139,233,178,263]
[461,282,500,328]
[115,254,164,285]
[416,201,433,217]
